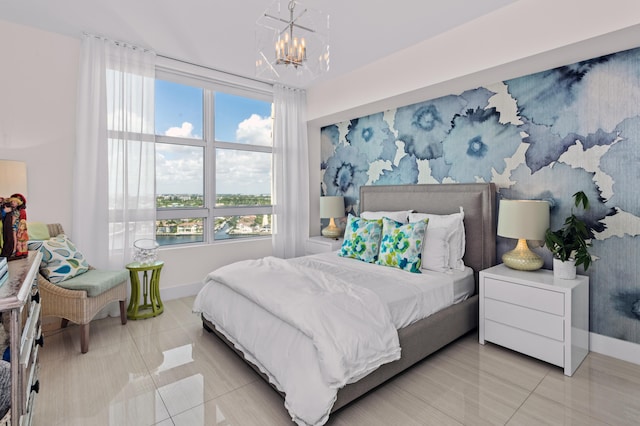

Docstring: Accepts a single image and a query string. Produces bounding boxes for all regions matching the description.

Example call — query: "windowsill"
[158,235,272,251]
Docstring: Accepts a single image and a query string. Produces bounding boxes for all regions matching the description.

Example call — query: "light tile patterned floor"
[33,296,640,425]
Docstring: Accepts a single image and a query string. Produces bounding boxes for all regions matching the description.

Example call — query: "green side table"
[126,260,164,319]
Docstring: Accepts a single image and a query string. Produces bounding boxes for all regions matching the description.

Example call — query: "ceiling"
[0,0,517,88]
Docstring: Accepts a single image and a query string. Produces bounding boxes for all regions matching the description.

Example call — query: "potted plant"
[544,191,594,279]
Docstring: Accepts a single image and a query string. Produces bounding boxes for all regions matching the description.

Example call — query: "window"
[154,74,273,246]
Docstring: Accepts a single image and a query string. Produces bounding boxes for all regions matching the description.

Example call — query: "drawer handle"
[31,380,40,394]
[35,335,44,347]
[32,292,40,303]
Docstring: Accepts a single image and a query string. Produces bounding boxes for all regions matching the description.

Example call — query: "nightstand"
[305,236,343,255]
[479,263,589,376]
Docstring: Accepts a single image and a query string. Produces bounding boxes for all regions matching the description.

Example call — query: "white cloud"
[236,114,272,146]
[216,149,271,194]
[165,122,198,138]
[156,145,203,194]
[156,117,272,195]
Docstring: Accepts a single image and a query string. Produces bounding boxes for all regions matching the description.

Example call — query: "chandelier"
[275,1,307,67]
[256,0,330,85]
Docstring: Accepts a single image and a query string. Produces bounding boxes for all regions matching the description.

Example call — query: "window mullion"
[215,141,272,153]
[157,208,207,220]
[155,134,206,147]
[213,206,273,216]
[204,88,215,243]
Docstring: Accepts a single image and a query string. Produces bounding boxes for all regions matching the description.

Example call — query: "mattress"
[292,251,474,329]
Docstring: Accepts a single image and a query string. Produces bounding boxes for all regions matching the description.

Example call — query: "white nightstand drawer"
[485,320,564,367]
[484,277,564,316]
[484,298,564,341]
[305,236,343,255]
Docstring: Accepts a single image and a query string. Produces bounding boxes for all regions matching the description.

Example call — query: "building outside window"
[154,73,273,246]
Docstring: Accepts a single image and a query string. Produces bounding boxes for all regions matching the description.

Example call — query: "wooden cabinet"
[0,251,42,426]
[479,263,589,376]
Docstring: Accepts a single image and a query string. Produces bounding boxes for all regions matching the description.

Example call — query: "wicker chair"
[38,223,127,353]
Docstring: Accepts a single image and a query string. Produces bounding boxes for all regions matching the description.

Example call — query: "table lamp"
[497,199,550,271]
[320,196,345,239]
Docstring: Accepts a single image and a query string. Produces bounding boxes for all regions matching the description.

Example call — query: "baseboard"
[590,332,640,366]
[160,281,205,301]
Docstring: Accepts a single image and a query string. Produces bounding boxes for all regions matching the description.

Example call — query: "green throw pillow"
[376,217,429,273]
[27,222,50,241]
[339,214,383,263]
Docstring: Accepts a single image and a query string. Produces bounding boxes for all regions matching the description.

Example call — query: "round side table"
[126,260,164,320]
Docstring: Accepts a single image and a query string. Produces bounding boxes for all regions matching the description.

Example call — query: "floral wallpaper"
[321,46,640,344]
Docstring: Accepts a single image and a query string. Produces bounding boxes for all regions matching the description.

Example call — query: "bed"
[194,183,496,425]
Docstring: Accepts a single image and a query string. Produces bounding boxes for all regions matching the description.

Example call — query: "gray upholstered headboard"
[359,183,497,286]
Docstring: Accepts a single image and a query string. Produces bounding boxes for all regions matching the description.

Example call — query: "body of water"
[156,226,256,246]
[156,235,205,246]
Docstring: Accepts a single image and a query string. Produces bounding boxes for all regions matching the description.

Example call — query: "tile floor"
[33,296,640,426]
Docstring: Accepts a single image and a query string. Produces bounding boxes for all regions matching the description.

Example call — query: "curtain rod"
[157,54,274,88]
[82,33,273,88]
[83,32,155,54]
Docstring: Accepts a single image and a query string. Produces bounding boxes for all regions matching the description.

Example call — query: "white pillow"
[361,210,413,224]
[410,208,466,271]
[419,226,451,272]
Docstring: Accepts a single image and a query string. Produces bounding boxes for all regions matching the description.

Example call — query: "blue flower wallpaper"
[321,46,640,344]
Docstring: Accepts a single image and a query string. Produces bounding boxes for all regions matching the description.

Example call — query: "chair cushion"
[55,269,128,297]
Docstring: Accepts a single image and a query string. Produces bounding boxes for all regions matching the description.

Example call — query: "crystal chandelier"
[256,0,329,85]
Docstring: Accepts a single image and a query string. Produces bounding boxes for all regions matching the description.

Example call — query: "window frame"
[155,67,274,246]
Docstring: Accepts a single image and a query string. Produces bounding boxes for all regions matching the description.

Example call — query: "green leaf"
[573,191,590,210]
[544,191,595,271]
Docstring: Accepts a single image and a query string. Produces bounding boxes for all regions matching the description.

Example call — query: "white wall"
[0,20,79,229]
[306,0,640,233]
[0,20,273,299]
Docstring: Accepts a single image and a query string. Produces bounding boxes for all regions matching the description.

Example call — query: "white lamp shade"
[320,196,345,219]
[497,200,550,241]
[0,160,28,197]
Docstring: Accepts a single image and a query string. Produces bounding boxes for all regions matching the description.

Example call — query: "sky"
[154,80,272,195]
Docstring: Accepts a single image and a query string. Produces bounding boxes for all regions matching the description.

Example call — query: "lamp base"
[321,218,342,239]
[502,239,544,271]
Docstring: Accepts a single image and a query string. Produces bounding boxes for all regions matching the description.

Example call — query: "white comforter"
[193,256,401,425]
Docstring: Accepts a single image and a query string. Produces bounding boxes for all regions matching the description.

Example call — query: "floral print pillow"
[376,217,429,273]
[339,214,383,263]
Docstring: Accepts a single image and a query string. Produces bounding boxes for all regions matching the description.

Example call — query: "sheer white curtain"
[272,85,310,258]
[74,34,156,269]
